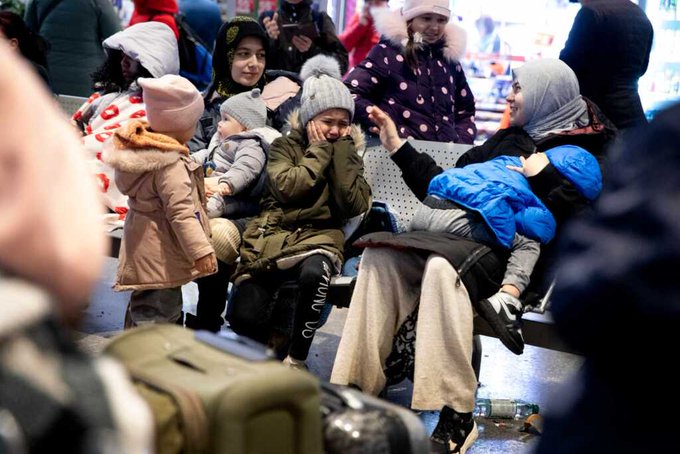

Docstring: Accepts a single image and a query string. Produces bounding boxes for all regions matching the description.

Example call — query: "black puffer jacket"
[560,0,653,130]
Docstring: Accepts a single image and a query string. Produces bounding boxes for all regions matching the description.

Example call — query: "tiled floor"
[80,257,583,453]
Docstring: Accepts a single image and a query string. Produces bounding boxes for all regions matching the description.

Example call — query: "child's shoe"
[476,291,525,355]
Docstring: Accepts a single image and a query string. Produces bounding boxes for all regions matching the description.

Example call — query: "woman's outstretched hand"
[367,106,404,154]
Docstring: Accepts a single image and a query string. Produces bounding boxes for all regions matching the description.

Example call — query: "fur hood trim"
[113,120,189,155]
[286,109,366,153]
[103,120,188,173]
[104,146,182,173]
[240,126,283,146]
[371,7,467,62]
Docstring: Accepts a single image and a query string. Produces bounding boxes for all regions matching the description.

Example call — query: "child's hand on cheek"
[307,120,326,145]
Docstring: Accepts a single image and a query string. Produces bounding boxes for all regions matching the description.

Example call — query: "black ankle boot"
[430,406,478,453]
[184,313,222,333]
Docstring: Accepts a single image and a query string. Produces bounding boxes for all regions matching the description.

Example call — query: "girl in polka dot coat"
[344,6,476,143]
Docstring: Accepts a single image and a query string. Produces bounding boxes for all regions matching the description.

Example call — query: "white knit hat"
[220,89,267,130]
[138,75,204,133]
[401,0,451,21]
[210,218,241,264]
[298,55,354,126]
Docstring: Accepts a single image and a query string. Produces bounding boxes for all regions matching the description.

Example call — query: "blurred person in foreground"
[535,102,680,453]
[0,39,153,453]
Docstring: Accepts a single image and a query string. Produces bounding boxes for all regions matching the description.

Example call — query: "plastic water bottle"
[474,398,539,419]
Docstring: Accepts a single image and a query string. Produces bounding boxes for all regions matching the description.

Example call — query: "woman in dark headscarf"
[188,16,269,153]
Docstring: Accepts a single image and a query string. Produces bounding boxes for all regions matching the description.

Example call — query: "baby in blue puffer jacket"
[411,144,602,354]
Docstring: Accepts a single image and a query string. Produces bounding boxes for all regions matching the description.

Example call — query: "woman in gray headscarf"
[456,58,615,222]
[330,58,617,453]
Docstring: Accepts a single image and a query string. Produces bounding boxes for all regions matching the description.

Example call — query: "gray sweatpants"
[331,247,477,412]
[410,199,540,293]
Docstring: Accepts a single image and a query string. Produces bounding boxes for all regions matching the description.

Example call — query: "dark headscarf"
[212,16,269,98]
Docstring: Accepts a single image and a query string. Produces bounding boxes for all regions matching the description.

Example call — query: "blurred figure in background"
[24,0,120,96]
[475,15,500,55]
[179,0,222,50]
[128,0,179,39]
[259,0,349,74]
[338,0,388,72]
[0,39,153,453]
[560,0,653,130]
[0,11,51,87]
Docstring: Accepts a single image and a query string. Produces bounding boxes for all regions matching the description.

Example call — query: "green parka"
[234,111,371,283]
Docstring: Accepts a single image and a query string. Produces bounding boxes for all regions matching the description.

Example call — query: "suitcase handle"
[194,330,274,362]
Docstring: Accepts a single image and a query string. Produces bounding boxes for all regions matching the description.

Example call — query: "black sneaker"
[430,406,478,453]
[476,291,525,355]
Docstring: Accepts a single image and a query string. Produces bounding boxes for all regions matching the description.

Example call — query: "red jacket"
[129,0,179,39]
[339,12,380,71]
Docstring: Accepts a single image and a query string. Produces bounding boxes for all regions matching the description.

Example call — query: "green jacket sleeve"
[267,137,333,204]
[327,136,371,219]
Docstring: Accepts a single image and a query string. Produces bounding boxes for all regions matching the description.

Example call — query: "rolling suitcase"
[321,382,430,454]
[104,324,322,454]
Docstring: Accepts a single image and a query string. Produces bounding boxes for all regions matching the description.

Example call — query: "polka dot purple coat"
[344,39,477,144]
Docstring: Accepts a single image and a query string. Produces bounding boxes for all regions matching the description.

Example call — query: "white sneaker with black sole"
[475,291,525,355]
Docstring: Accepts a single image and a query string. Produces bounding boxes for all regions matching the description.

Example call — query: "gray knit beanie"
[219,88,267,130]
[299,55,355,126]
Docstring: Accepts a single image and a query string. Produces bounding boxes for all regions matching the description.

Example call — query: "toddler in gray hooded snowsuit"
[192,88,281,218]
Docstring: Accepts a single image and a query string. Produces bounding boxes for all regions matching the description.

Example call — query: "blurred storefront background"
[96,0,677,138]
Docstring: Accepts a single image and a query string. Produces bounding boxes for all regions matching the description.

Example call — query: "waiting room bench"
[56,94,87,117]
[361,140,569,352]
[106,138,572,354]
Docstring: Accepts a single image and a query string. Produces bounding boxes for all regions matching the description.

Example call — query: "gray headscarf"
[513,59,589,141]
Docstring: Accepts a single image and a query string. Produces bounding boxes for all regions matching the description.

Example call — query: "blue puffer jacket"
[428,156,555,248]
[428,145,602,248]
